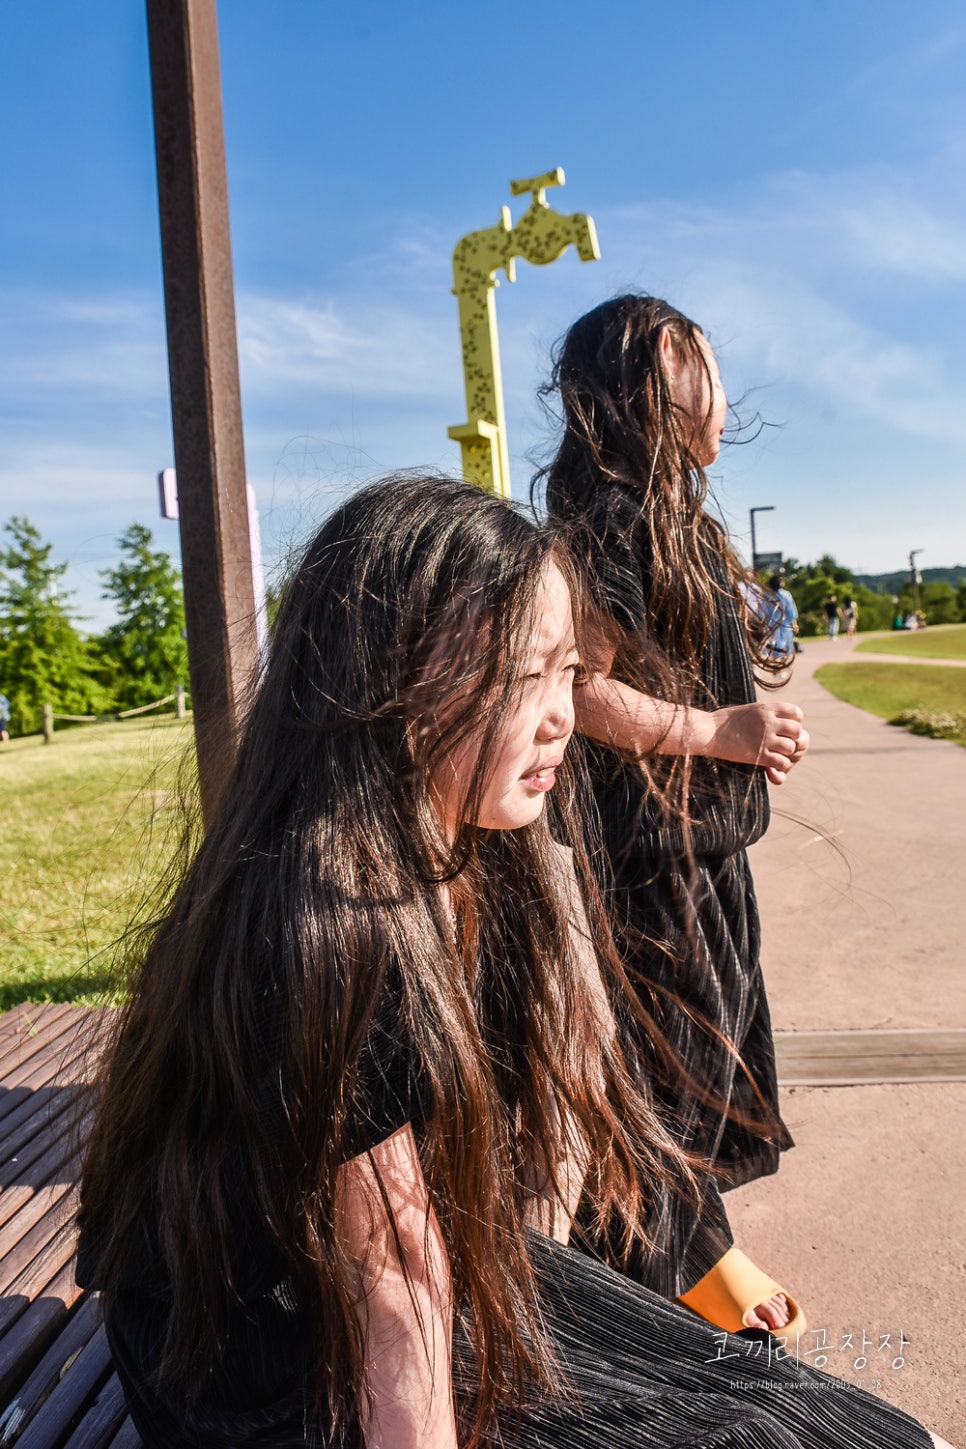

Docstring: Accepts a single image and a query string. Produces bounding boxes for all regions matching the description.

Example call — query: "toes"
[751,1294,791,1330]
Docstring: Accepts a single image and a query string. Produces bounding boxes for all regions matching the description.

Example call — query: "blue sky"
[2,1,965,629]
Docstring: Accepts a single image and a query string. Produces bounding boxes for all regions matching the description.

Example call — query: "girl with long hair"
[77,474,940,1448]
[540,294,810,1336]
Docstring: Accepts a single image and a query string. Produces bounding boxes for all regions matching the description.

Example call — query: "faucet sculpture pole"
[448,169,600,498]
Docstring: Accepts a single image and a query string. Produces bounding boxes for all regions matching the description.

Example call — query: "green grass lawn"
[815,662,966,746]
[855,623,966,660]
[0,717,194,1010]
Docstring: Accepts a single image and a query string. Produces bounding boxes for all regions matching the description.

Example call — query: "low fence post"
[42,703,54,744]
[176,683,187,719]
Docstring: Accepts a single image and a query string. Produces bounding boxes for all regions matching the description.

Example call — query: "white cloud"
[236,293,462,402]
[608,155,966,285]
[683,267,966,448]
[597,159,966,454]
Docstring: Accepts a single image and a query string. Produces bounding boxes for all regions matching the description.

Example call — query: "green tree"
[782,556,893,635]
[97,524,188,709]
[0,517,112,735]
[919,580,958,625]
[782,558,846,636]
[849,584,894,632]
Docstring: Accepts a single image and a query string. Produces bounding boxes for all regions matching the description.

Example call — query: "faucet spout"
[508,167,600,268]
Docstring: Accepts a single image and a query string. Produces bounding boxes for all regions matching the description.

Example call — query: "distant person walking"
[824,594,843,639]
[842,596,859,639]
[768,573,799,659]
[0,693,10,744]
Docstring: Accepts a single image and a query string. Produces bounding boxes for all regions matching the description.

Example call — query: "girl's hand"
[694,702,809,785]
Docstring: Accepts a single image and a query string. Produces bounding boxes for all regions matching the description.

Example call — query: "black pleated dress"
[546,475,794,1295]
[501,1232,931,1449]
[88,1233,935,1447]
[77,984,932,1445]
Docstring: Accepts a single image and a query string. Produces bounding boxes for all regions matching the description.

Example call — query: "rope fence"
[43,685,189,742]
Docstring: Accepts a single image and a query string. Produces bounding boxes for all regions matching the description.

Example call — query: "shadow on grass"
[0,963,125,1014]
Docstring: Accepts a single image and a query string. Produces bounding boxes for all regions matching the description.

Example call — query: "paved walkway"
[727,632,966,1441]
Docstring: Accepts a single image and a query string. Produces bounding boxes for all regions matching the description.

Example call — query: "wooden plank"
[0,1114,67,1194]
[8,1016,102,1099]
[61,1373,128,1449]
[0,1220,80,1339]
[13,1324,113,1449]
[0,1083,82,1167]
[0,1008,78,1091]
[0,1004,67,1042]
[0,1259,82,1403]
[775,1028,966,1085]
[0,1020,95,1106]
[0,1005,65,1053]
[0,1186,78,1297]
[0,1005,79,1071]
[0,1179,74,1264]
[0,1114,89,1232]
[0,1008,107,1089]
[107,1419,142,1448]
[0,1025,98,1157]
[0,1295,101,1447]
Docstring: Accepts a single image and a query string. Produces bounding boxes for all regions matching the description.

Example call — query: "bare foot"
[745,1293,791,1332]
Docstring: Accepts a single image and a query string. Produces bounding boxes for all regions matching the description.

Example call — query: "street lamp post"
[749,506,776,573]
[909,549,924,617]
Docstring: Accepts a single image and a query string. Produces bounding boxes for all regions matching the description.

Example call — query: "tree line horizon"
[2,515,965,739]
[773,556,966,638]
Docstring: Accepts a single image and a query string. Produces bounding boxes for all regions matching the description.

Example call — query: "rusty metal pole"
[145,0,257,823]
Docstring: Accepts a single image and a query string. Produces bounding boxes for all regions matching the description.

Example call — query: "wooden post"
[42,703,54,744]
[145,0,258,823]
[176,682,187,719]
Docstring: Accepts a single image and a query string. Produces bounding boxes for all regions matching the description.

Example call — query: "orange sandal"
[678,1247,807,1339]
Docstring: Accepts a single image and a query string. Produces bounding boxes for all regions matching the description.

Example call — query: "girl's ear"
[657,324,678,384]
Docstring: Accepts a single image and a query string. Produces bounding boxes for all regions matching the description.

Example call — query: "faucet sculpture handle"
[508,167,600,267]
[509,167,567,204]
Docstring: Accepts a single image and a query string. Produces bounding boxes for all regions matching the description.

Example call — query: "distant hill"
[854,565,966,595]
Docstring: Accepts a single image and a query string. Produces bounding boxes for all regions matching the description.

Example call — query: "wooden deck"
[774,1026,966,1085]
[2,1001,965,1444]
[0,1002,138,1447]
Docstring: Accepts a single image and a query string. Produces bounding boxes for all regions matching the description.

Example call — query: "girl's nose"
[539,686,575,741]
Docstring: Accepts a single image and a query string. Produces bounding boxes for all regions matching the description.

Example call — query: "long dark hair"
[79,474,692,1445]
[536,298,790,1156]
[538,293,780,693]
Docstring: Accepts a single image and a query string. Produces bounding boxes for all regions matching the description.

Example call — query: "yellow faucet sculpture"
[448,168,600,498]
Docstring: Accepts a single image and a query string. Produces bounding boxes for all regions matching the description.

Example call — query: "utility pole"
[145,0,258,824]
[909,549,924,617]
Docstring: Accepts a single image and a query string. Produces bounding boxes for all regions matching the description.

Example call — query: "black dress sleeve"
[341,968,428,1161]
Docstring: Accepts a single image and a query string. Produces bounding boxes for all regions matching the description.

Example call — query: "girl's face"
[433,561,578,836]
[664,328,728,467]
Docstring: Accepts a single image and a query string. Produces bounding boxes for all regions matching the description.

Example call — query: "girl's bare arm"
[337,1125,458,1449]
[575,672,809,786]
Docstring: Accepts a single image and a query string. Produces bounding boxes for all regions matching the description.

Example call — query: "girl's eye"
[523,660,580,683]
